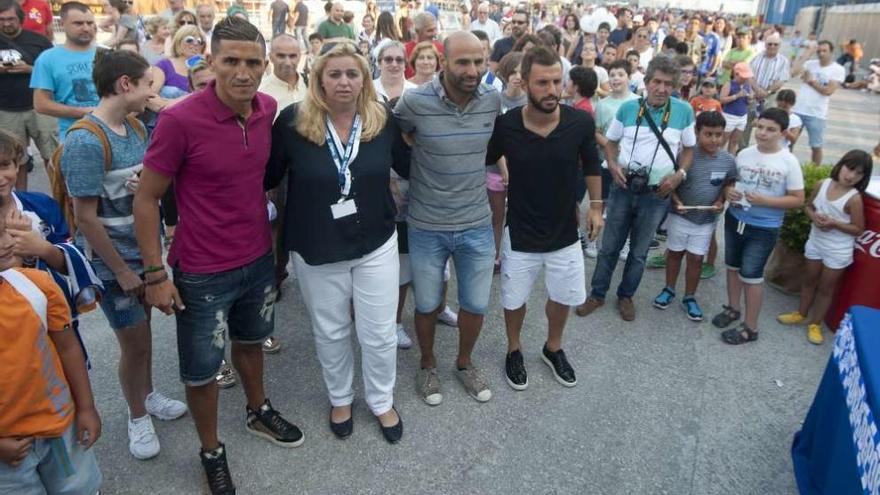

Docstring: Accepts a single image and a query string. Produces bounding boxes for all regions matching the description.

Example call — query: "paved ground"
[22,88,879,495]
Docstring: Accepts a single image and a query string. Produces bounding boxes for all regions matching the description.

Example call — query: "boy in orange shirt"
[0,221,102,493]
[690,79,723,116]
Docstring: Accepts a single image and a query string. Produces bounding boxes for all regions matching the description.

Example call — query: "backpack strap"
[125,114,147,142]
[0,269,48,330]
[67,118,113,172]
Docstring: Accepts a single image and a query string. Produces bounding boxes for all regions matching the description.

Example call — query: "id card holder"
[331,198,357,219]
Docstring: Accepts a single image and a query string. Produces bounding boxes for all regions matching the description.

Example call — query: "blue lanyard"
[325,114,362,199]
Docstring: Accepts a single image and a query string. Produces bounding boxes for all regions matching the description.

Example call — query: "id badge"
[331,198,357,219]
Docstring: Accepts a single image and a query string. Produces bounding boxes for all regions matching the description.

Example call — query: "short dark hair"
[696,111,726,131]
[0,0,24,22]
[662,35,678,50]
[607,59,630,76]
[496,51,523,83]
[109,0,130,13]
[323,1,331,13]
[60,1,91,18]
[569,66,598,99]
[616,7,630,18]
[308,32,323,42]
[675,42,689,55]
[831,150,873,192]
[598,22,611,32]
[625,49,639,59]
[818,40,834,51]
[536,30,559,49]
[512,34,542,52]
[211,17,265,55]
[776,88,796,105]
[645,55,680,87]
[674,54,693,69]
[471,29,489,42]
[512,8,528,19]
[520,45,560,81]
[758,107,789,131]
[93,49,150,98]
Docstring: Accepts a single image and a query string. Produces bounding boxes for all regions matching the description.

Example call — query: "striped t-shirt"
[62,115,148,280]
[394,75,501,231]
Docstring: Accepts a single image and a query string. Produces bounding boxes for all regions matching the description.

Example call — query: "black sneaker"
[245,399,305,448]
[200,443,236,495]
[505,350,528,391]
[541,346,577,387]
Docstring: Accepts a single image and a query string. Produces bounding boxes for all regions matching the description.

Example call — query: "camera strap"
[637,98,679,171]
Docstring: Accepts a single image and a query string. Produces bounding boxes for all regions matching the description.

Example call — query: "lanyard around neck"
[325,114,362,200]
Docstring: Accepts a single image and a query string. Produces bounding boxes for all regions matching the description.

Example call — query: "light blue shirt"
[30,46,99,137]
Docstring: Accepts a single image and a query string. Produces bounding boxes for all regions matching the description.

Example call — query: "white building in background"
[637,0,761,15]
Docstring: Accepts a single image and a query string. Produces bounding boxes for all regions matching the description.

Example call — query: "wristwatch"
[677,169,688,181]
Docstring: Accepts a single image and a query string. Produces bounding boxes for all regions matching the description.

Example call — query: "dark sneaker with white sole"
[505,350,528,391]
[245,399,304,448]
[541,346,577,387]
[200,443,236,495]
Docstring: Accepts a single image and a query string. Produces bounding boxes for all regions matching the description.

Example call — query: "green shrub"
[779,163,833,253]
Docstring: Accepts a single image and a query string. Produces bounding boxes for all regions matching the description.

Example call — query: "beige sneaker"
[455,365,492,402]
[416,368,443,406]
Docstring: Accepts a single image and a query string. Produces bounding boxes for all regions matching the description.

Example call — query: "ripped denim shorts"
[99,278,148,331]
[172,252,276,386]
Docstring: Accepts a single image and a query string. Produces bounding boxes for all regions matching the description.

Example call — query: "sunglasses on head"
[183,36,204,45]
[382,56,405,64]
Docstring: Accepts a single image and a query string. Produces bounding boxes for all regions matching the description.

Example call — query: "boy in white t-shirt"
[712,108,805,345]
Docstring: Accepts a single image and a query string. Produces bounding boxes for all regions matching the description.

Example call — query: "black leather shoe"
[377,407,403,444]
[329,407,353,439]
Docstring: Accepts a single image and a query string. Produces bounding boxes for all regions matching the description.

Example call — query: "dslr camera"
[626,161,651,195]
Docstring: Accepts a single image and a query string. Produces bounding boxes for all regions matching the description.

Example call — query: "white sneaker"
[128,415,160,460]
[145,391,187,421]
[585,239,598,258]
[618,239,630,262]
[396,324,413,349]
[437,306,458,327]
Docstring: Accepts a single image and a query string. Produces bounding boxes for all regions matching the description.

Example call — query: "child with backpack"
[777,150,872,344]
[60,50,186,460]
[0,222,102,494]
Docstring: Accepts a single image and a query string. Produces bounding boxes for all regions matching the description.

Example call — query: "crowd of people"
[0,0,877,494]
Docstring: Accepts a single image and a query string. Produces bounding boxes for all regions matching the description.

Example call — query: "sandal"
[653,287,675,310]
[721,323,759,345]
[711,305,741,329]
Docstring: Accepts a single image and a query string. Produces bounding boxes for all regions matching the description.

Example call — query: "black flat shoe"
[329,407,353,439]
[377,407,403,444]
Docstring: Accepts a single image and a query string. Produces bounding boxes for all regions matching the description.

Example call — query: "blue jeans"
[98,278,148,331]
[173,252,275,386]
[0,423,102,494]
[590,184,670,299]
[408,224,495,315]
[723,210,779,284]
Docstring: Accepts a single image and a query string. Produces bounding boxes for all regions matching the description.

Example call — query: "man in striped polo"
[394,31,501,406]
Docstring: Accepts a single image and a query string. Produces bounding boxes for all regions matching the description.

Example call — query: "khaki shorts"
[0,109,58,160]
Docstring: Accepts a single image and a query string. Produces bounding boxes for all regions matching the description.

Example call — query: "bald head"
[270,33,302,81]
[330,2,344,22]
[441,31,485,97]
[443,30,482,56]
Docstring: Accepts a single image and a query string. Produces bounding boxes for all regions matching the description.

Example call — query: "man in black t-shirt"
[292,0,309,48]
[0,0,54,190]
[486,46,603,392]
[489,8,527,72]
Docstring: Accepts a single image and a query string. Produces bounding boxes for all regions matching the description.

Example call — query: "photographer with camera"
[576,55,695,322]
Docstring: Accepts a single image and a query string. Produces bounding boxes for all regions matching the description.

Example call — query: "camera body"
[626,161,651,195]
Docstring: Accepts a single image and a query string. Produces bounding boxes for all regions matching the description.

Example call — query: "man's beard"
[528,92,558,114]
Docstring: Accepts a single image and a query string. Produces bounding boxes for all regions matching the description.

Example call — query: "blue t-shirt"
[30,46,99,137]
[61,115,148,281]
[699,32,720,76]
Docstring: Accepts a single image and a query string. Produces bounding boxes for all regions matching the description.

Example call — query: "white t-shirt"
[373,78,417,102]
[638,47,654,71]
[781,112,802,149]
[592,65,609,87]
[792,59,846,119]
[730,145,804,228]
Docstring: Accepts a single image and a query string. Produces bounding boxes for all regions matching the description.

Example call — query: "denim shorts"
[98,278,148,331]
[0,422,102,495]
[796,113,826,148]
[173,252,276,386]
[408,224,495,315]
[724,210,779,284]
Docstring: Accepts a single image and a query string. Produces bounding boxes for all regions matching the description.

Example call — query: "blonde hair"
[145,16,169,37]
[295,42,387,146]
[171,25,204,57]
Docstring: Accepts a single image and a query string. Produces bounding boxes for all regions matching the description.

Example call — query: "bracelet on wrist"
[144,264,165,274]
[145,273,169,286]
[589,200,604,203]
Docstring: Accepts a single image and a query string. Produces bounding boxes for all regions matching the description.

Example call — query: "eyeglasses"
[381,56,405,64]
[185,54,205,69]
[183,36,204,45]
[681,69,694,74]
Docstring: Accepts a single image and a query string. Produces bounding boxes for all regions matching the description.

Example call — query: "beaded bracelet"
[145,273,169,286]
[144,264,165,274]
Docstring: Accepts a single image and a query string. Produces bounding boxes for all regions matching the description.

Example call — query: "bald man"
[393,32,502,406]
[316,1,353,40]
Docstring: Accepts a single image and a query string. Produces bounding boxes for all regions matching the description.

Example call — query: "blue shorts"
[173,252,276,386]
[98,278,148,331]
[724,210,780,284]
[0,423,102,495]
[408,224,495,315]
[796,113,826,148]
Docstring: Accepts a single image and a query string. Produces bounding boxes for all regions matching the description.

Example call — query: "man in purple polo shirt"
[133,17,303,495]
